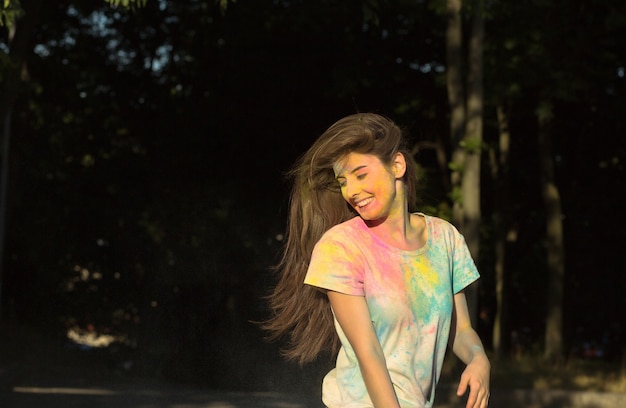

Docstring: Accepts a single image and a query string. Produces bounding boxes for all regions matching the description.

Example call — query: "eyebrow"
[335,164,367,179]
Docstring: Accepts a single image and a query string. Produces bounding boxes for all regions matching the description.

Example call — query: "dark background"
[0,0,624,397]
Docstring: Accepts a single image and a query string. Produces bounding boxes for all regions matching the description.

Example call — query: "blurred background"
[0,0,624,404]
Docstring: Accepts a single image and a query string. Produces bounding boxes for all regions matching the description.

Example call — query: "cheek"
[372,179,390,194]
[340,187,350,202]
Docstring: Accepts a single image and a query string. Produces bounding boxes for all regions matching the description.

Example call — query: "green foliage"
[459,136,484,154]
[216,0,236,15]
[0,49,18,83]
[448,161,463,173]
[104,0,147,8]
[1,0,145,28]
[0,0,22,27]
[361,0,380,27]
[535,100,554,122]
[448,185,463,205]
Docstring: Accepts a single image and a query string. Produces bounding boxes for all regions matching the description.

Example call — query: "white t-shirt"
[304,214,479,407]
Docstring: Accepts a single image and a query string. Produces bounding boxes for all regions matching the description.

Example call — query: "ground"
[1,322,625,407]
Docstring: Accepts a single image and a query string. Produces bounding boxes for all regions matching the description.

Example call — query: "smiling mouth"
[355,197,374,208]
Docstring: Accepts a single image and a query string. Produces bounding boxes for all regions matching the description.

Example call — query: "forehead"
[333,152,381,176]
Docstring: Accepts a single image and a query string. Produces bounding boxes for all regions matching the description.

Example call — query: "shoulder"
[421,213,461,235]
[318,216,365,243]
[312,217,369,259]
[420,214,467,250]
[309,217,368,270]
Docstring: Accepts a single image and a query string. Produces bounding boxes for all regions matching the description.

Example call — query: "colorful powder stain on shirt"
[304,213,479,408]
[402,255,441,324]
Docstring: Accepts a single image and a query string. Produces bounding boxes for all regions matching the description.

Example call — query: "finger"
[456,377,468,396]
[457,385,467,397]
[465,386,478,408]
[474,389,489,408]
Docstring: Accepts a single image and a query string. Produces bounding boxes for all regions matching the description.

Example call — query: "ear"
[391,152,407,179]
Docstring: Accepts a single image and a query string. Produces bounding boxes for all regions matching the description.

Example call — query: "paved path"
[4,381,626,408]
[0,386,626,408]
[2,364,626,408]
[2,385,320,408]
[0,362,320,408]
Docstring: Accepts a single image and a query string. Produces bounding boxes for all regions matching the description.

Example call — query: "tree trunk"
[491,103,512,359]
[445,0,466,228]
[460,0,484,325]
[0,108,11,318]
[0,0,43,319]
[537,100,565,363]
[445,0,484,325]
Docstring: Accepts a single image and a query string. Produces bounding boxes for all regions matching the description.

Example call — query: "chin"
[357,211,382,222]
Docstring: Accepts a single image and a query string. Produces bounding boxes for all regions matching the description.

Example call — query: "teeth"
[356,197,374,208]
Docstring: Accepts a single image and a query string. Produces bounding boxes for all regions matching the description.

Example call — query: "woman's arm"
[327,290,401,408]
[450,291,491,408]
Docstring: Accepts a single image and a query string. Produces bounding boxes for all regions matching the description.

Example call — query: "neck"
[365,204,415,248]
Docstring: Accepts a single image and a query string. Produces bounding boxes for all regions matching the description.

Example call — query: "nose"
[343,179,360,199]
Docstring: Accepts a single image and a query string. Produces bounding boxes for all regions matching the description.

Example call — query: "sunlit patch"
[66,326,127,348]
[13,386,118,395]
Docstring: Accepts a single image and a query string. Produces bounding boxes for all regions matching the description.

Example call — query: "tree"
[0,0,42,320]
[484,0,626,362]
[536,100,564,363]
[444,0,484,323]
[489,103,512,359]
[0,0,148,320]
[483,0,523,360]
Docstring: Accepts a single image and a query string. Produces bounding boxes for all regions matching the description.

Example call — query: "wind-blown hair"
[263,113,418,364]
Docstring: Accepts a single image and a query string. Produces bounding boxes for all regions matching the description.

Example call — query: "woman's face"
[333,152,406,222]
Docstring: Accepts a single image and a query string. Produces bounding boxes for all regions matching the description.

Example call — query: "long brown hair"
[262,113,418,364]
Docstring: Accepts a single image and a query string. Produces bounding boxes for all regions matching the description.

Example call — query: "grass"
[439,351,626,393]
[492,356,626,393]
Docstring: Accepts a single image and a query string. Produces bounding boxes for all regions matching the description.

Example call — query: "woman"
[264,113,490,407]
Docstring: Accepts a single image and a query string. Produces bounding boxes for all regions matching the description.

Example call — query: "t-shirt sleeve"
[451,229,480,294]
[304,237,364,296]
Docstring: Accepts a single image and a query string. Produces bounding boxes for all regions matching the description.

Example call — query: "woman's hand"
[456,352,490,408]
[449,291,491,407]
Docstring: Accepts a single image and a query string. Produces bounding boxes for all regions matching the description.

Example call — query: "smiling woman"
[332,152,407,226]
[262,113,490,408]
